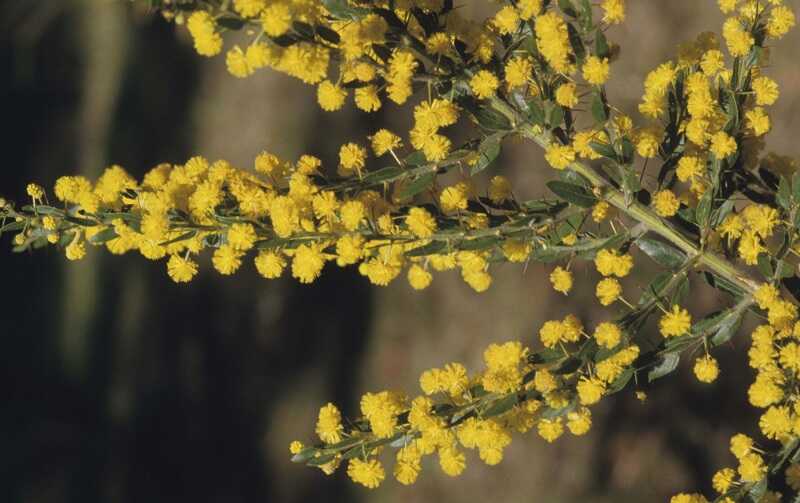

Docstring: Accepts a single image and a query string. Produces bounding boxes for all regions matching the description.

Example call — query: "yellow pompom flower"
[317,81,347,111]
[709,131,738,158]
[505,56,533,88]
[394,446,421,485]
[260,3,292,37]
[340,200,367,231]
[488,176,512,203]
[676,155,704,182]
[539,319,565,348]
[227,223,257,251]
[469,70,500,99]
[405,207,437,238]
[167,254,198,283]
[493,6,520,35]
[759,405,792,440]
[652,190,680,217]
[440,184,468,213]
[594,249,633,277]
[315,403,343,444]
[601,0,626,24]
[254,250,286,279]
[291,244,326,283]
[370,129,402,156]
[738,453,766,482]
[537,417,564,443]
[347,458,385,489]
[354,85,382,112]
[407,264,432,290]
[582,56,610,85]
[659,305,692,337]
[712,467,736,493]
[745,107,771,136]
[338,143,367,177]
[767,6,796,39]
[566,408,592,435]
[555,83,579,108]
[752,76,779,106]
[549,266,573,294]
[439,446,466,476]
[544,144,575,170]
[226,46,252,78]
[26,183,44,199]
[288,440,303,455]
[730,433,753,459]
[212,245,243,275]
[596,278,622,305]
[66,240,87,261]
[576,377,605,405]
[187,11,222,57]
[592,201,611,223]
[594,322,622,349]
[693,355,719,383]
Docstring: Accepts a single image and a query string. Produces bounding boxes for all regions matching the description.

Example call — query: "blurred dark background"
[1,2,798,502]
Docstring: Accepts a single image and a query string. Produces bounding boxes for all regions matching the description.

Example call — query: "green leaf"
[620,138,635,164]
[459,235,501,251]
[399,172,436,200]
[482,394,519,417]
[712,199,735,227]
[291,447,321,464]
[405,240,448,257]
[470,135,503,175]
[528,100,546,126]
[158,229,197,247]
[552,356,582,375]
[638,271,674,307]
[696,191,712,228]
[778,175,792,210]
[620,166,641,204]
[88,227,118,244]
[703,271,745,298]
[404,151,427,166]
[595,29,610,58]
[547,104,565,129]
[471,106,512,131]
[22,205,62,216]
[529,347,567,364]
[546,181,597,208]
[566,23,586,64]
[792,172,800,204]
[315,25,341,44]
[710,309,744,346]
[757,254,773,279]
[607,368,634,394]
[362,166,405,184]
[322,0,369,19]
[648,353,680,382]
[558,0,579,17]
[589,141,617,160]
[636,238,686,268]
[306,452,337,466]
[776,259,795,279]
[747,478,768,501]
[216,16,245,30]
[591,92,609,123]
[0,220,25,233]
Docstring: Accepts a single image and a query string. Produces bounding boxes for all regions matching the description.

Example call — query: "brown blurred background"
[1,1,799,502]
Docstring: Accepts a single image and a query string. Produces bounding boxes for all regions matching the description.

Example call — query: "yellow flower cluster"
[6,0,800,499]
[293,332,638,488]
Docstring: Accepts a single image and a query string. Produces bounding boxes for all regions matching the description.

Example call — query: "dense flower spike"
[3,0,800,499]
